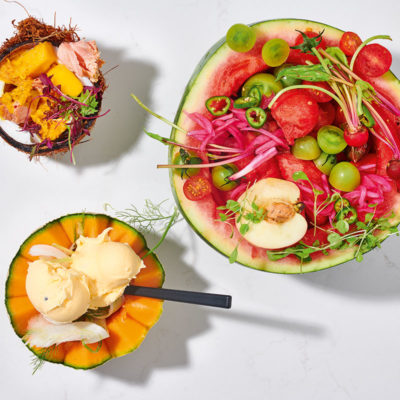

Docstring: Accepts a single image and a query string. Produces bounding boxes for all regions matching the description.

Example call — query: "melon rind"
[170,19,400,273]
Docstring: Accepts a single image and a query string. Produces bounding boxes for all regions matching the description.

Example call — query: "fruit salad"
[139,19,400,273]
[0,17,108,161]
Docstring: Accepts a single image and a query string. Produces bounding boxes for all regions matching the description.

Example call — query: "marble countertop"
[1,0,400,399]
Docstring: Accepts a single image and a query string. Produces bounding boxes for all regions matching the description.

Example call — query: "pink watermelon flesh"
[271,90,319,144]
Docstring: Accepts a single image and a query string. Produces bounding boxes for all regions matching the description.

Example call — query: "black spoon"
[124,285,232,309]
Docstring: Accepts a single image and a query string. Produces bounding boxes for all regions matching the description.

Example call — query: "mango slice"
[48,64,83,97]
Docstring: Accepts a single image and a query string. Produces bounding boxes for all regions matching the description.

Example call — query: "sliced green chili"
[245,107,267,128]
[205,96,231,116]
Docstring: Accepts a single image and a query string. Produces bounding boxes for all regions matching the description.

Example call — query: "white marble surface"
[1,0,400,399]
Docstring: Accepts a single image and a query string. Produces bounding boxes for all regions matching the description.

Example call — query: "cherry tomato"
[183,175,212,201]
[262,38,290,67]
[173,152,202,178]
[274,63,302,88]
[317,125,347,154]
[329,162,361,192]
[212,164,239,191]
[302,81,333,103]
[354,44,392,78]
[226,24,256,53]
[387,159,400,180]
[292,135,321,160]
[344,125,369,147]
[315,102,335,131]
[334,106,347,127]
[271,91,319,144]
[288,30,326,65]
[314,152,337,175]
[339,32,362,56]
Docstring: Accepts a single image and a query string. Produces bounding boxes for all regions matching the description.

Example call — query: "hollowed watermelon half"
[5,213,164,369]
[170,19,400,273]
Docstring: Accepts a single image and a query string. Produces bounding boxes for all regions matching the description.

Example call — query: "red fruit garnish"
[353,153,377,174]
[344,125,369,147]
[315,102,335,131]
[271,91,319,144]
[347,143,369,163]
[339,32,362,56]
[334,106,347,127]
[183,175,212,201]
[387,159,400,180]
[302,81,333,103]
[354,44,392,78]
[288,30,326,65]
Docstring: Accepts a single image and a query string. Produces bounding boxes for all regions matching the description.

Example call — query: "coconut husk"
[0,17,106,157]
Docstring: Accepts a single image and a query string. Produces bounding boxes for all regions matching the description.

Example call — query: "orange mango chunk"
[48,64,83,97]
[15,42,57,78]
[124,295,163,328]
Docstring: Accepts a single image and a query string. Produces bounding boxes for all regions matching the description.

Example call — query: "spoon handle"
[124,285,232,309]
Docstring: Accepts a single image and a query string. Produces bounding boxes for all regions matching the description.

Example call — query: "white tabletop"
[1,0,400,399]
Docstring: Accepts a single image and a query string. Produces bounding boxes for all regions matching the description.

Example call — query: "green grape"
[226,24,256,53]
[329,162,361,192]
[241,73,283,97]
[317,125,347,154]
[314,152,337,175]
[292,136,321,160]
[262,38,290,67]
[211,164,239,191]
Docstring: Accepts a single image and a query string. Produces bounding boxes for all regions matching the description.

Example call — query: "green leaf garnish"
[276,64,330,82]
[325,47,349,67]
[229,246,238,264]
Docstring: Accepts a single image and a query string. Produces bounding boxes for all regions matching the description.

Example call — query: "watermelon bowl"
[5,213,164,370]
[167,19,400,274]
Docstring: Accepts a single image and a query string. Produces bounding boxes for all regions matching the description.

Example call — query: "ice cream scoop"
[70,228,144,309]
[25,259,90,324]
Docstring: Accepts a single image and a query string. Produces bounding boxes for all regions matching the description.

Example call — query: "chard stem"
[131,93,186,134]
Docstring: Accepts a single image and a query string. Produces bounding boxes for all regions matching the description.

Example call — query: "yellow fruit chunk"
[14,42,57,79]
[48,64,83,97]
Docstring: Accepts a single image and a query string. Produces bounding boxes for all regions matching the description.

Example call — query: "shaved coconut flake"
[24,314,109,347]
[29,244,68,259]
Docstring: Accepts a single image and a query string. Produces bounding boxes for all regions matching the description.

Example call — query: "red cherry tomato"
[315,102,335,131]
[354,44,392,78]
[288,31,326,65]
[344,125,369,147]
[339,32,362,56]
[302,81,333,103]
[183,175,212,201]
[387,159,400,180]
[334,106,347,127]
[271,91,319,144]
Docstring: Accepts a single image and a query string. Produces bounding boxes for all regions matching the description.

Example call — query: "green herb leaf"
[336,219,350,234]
[276,64,330,82]
[219,213,228,222]
[229,246,239,264]
[292,171,310,182]
[239,224,250,235]
[325,47,349,67]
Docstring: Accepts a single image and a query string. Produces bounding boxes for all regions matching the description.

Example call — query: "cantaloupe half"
[5,213,164,370]
[170,19,400,273]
